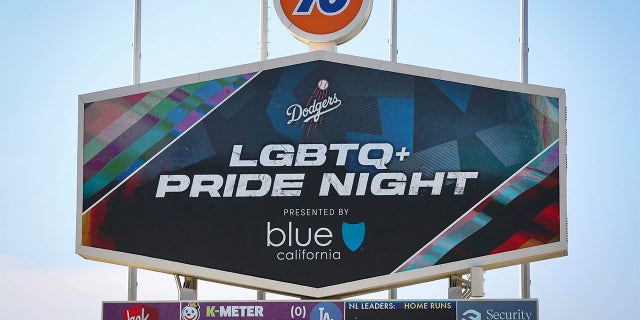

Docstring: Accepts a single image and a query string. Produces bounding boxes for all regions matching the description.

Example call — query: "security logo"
[462,309,481,320]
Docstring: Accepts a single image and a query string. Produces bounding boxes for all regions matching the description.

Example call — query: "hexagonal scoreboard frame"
[77,51,566,298]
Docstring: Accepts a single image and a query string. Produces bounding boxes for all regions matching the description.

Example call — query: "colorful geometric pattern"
[82,73,256,211]
[395,141,560,272]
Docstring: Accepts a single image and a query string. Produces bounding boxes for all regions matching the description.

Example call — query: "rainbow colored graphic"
[82,73,256,209]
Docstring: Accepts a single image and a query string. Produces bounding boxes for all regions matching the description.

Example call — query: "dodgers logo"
[274,0,373,44]
[311,302,343,320]
[286,79,343,137]
[286,79,341,123]
[342,222,365,252]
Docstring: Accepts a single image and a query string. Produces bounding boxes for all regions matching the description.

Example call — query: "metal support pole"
[182,276,198,300]
[387,0,399,300]
[132,0,141,85]
[387,288,397,299]
[448,274,463,299]
[470,267,485,298]
[128,0,141,302]
[257,0,268,301]
[520,0,528,84]
[127,267,137,301]
[308,41,337,52]
[520,0,531,299]
[259,0,268,61]
[389,0,398,62]
[175,275,198,300]
[520,263,531,298]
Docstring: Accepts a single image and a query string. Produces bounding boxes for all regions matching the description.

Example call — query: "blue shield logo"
[342,222,365,252]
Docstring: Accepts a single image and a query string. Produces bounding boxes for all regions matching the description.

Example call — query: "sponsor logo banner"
[456,300,538,320]
[104,301,345,320]
[103,300,537,320]
[103,303,176,320]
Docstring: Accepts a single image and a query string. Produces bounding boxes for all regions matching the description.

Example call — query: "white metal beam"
[520,0,531,300]
[128,0,141,301]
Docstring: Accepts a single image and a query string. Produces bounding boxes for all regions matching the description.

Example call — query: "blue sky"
[1,1,638,319]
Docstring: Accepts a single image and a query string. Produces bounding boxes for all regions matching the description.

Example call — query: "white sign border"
[77,50,567,298]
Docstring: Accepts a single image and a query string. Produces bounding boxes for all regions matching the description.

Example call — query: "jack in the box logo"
[123,304,159,320]
[181,302,200,320]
